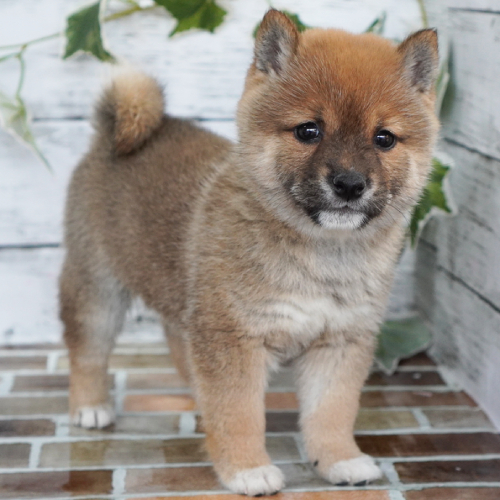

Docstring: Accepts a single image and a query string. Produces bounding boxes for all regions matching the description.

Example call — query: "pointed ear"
[254,9,299,75]
[398,29,439,93]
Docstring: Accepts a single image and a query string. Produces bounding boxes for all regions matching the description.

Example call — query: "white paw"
[226,465,284,496]
[72,404,115,429]
[327,454,382,485]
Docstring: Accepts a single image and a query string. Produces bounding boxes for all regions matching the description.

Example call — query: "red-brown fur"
[60,10,439,495]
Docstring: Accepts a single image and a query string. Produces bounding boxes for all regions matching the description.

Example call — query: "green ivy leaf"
[376,317,432,374]
[64,1,114,61]
[154,0,227,36]
[154,0,205,20]
[409,157,453,246]
[0,91,51,170]
[253,10,310,38]
[364,12,386,35]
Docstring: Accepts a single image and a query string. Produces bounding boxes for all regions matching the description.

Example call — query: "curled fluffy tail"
[94,69,165,155]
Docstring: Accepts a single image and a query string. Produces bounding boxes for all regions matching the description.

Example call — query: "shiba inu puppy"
[60,9,439,496]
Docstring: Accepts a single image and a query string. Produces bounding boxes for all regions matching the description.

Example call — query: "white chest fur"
[249,294,379,339]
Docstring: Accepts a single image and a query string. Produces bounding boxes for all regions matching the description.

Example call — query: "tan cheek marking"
[281,134,321,166]
[384,151,416,198]
[318,164,329,178]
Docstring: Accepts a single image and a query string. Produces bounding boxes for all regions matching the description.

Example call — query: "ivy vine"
[0,0,228,170]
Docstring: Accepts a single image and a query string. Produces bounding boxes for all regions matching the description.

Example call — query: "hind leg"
[162,320,191,383]
[60,257,130,429]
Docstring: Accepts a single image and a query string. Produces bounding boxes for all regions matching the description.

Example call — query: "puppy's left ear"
[398,29,439,93]
[254,9,299,75]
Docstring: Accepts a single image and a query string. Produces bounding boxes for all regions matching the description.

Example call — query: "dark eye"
[375,130,396,150]
[294,122,321,143]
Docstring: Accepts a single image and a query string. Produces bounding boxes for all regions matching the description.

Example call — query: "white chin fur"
[317,211,365,230]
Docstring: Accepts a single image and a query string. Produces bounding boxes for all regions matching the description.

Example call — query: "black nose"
[330,172,367,201]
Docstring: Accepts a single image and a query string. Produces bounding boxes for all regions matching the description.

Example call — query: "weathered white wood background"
[417,0,500,429]
[2,0,499,426]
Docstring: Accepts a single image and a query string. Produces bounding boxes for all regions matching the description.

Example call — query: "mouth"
[315,207,367,230]
[287,181,384,231]
[328,206,361,215]
[299,199,368,230]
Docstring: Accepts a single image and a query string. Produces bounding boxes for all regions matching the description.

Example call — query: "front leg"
[294,334,382,485]
[188,330,284,496]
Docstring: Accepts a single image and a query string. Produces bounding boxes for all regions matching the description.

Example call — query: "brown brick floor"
[0,343,498,499]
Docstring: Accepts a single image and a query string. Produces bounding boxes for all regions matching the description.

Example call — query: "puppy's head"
[237,10,440,233]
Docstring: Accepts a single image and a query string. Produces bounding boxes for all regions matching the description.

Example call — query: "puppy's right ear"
[254,9,299,76]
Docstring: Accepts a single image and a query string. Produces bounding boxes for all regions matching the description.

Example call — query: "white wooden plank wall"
[417,0,500,428]
[0,0,425,345]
